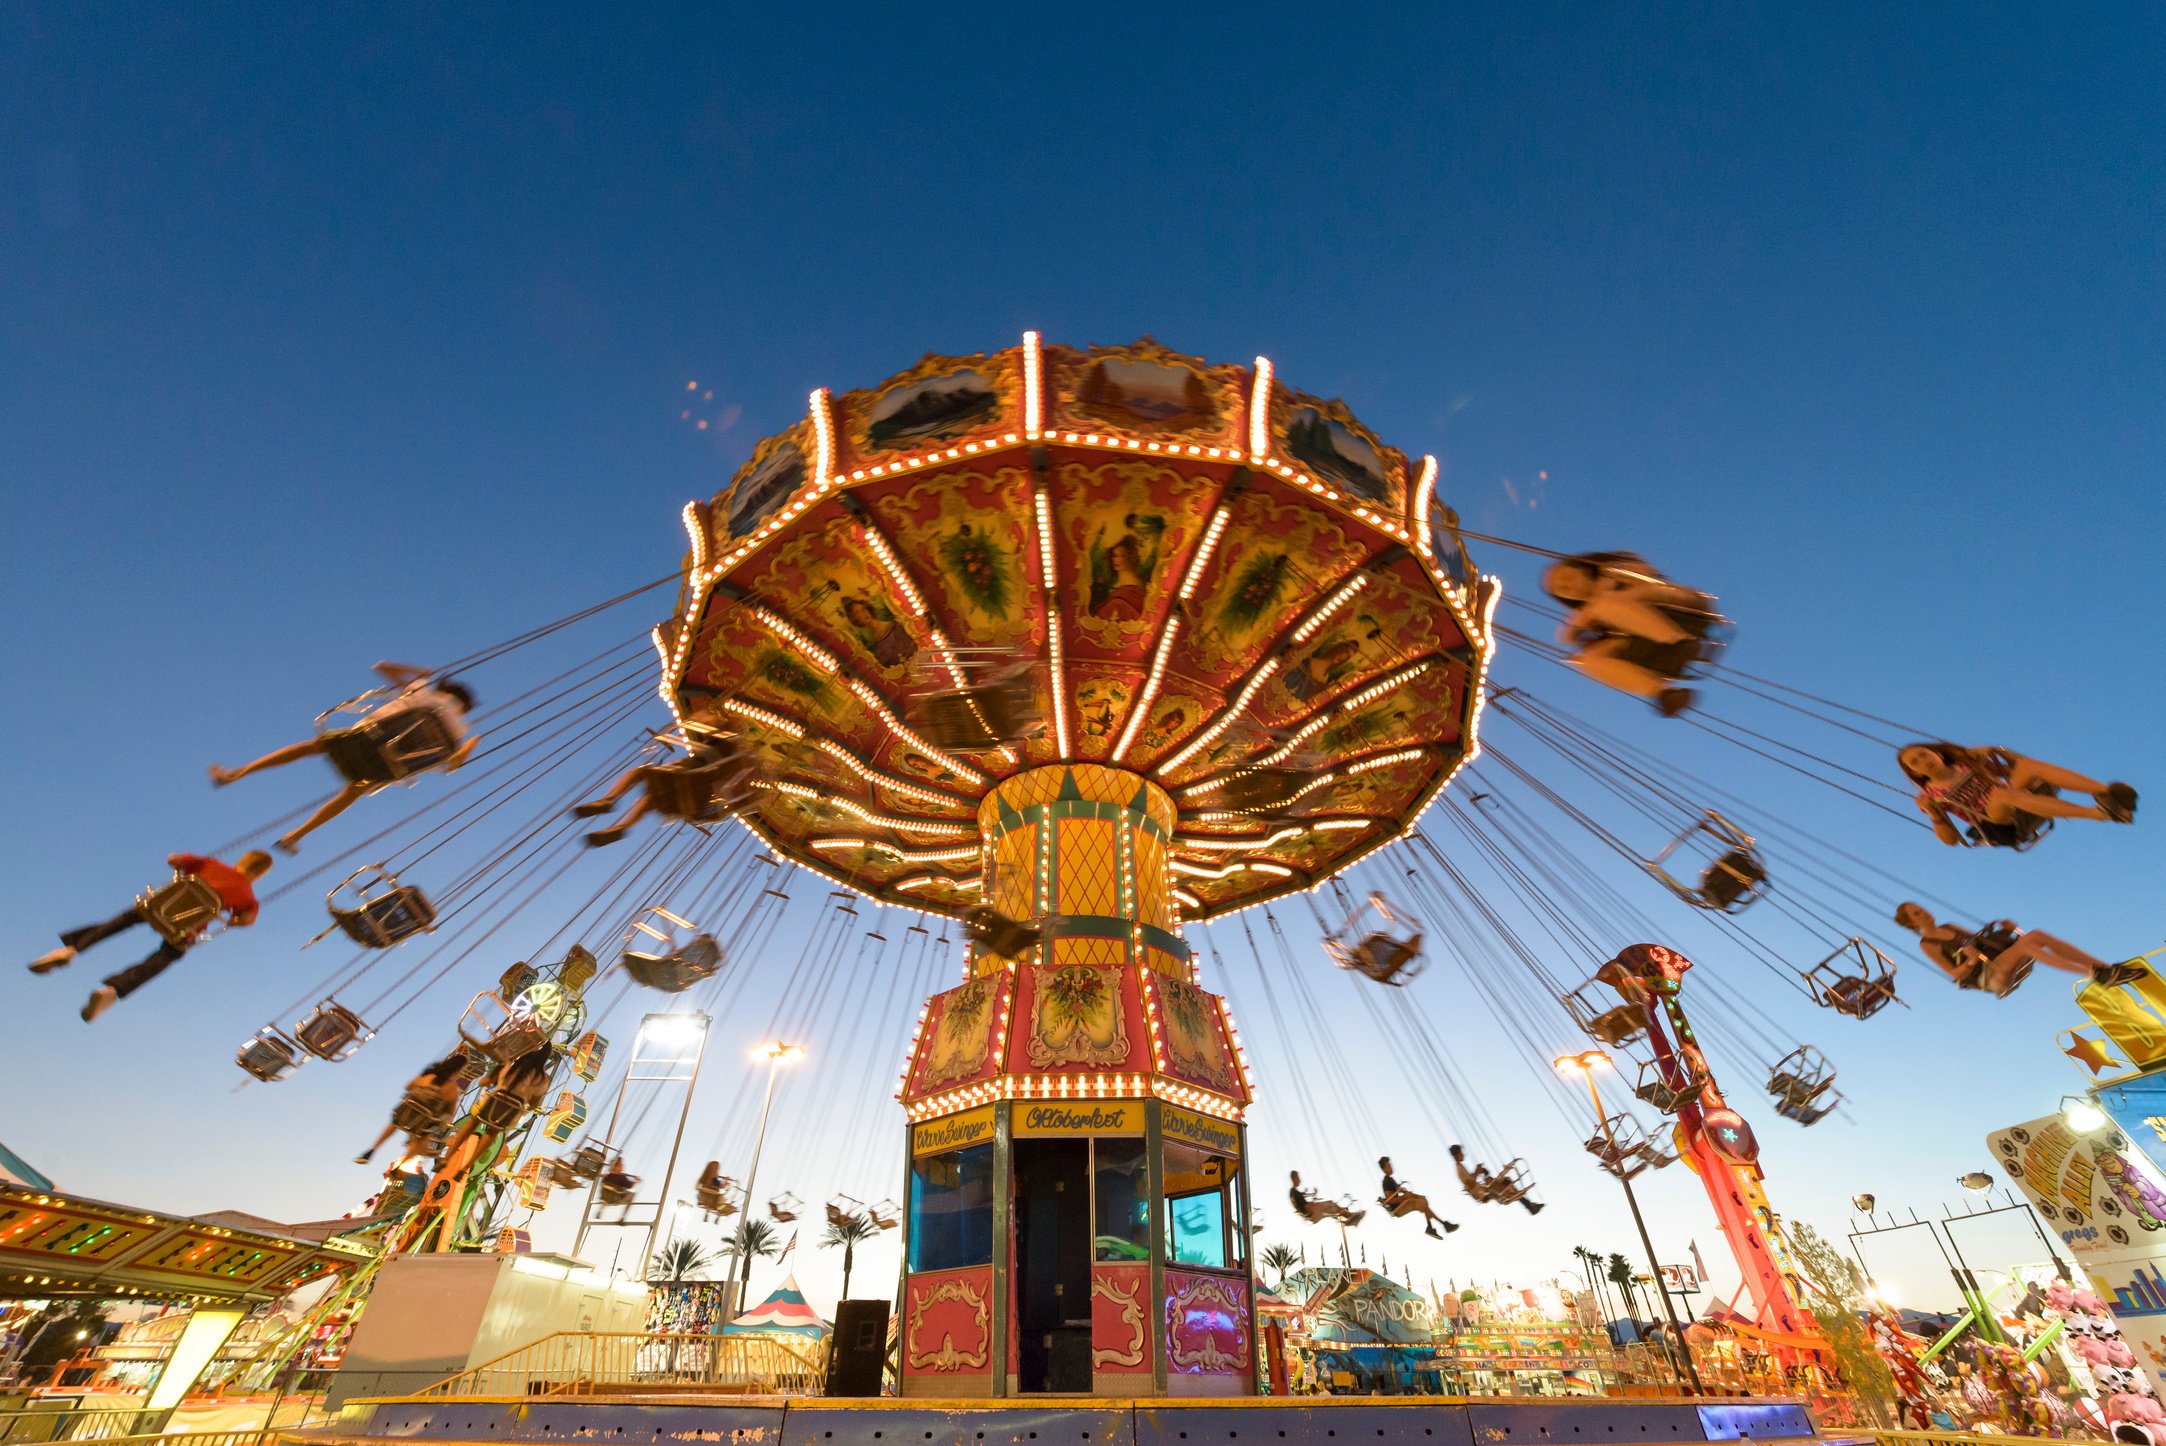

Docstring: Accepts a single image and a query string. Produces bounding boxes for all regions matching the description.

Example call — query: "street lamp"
[730,1041,804,1310]
[1554,1049,1705,1395]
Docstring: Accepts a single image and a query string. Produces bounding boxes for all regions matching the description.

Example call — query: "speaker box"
[827,1299,890,1396]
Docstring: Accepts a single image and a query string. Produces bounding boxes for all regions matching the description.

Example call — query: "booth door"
[1013,1137,1092,1392]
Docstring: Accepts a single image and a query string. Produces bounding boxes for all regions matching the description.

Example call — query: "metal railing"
[408,1331,824,1399]
[0,1417,283,1446]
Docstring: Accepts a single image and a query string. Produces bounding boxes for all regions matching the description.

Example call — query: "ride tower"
[1593,943,1829,1369]
[657,334,1496,1397]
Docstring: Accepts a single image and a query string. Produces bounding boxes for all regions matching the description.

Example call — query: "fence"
[0,1416,281,1446]
[408,1331,823,1399]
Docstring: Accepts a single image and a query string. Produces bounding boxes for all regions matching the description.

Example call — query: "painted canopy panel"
[666,336,1492,921]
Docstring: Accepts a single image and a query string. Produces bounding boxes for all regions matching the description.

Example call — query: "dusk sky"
[3,5,2160,1320]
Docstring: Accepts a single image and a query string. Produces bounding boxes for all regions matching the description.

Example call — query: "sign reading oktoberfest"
[1160,1103,1242,1157]
[911,1106,995,1156]
[1013,1102,1141,1137]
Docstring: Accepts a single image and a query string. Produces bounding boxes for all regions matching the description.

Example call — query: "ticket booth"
[895,765,1257,1398]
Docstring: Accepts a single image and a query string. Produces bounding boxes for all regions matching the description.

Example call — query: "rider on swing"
[1894,903,2143,996]
[1896,743,2135,847]
[1377,1155,1459,1238]
[30,850,273,1023]
[210,662,479,853]
[1288,1170,1365,1226]
[1450,1145,1544,1215]
[570,736,753,848]
[1543,552,1722,717]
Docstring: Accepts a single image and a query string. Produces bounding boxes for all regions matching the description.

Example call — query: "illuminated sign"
[1161,1103,1242,1157]
[1014,1102,1142,1137]
[911,1106,996,1156]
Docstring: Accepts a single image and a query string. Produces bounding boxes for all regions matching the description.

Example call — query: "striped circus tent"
[722,1272,826,1337]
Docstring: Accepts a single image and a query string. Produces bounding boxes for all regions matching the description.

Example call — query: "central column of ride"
[897,765,1257,1399]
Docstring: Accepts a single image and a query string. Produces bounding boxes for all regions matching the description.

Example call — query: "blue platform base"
[329,1394,1821,1446]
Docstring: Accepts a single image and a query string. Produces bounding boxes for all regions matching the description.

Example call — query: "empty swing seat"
[1218,767,1308,813]
[335,886,434,946]
[568,1144,610,1180]
[236,1028,303,1083]
[1805,939,1899,1018]
[647,756,753,822]
[965,906,1040,959]
[295,1001,373,1061]
[137,875,228,947]
[321,707,460,786]
[624,933,722,993]
[909,675,1042,751]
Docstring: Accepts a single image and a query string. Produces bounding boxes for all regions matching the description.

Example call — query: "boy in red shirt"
[28,850,273,1022]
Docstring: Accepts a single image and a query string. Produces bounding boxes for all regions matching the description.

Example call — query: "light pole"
[730,1040,803,1313]
[1556,1049,1705,1396]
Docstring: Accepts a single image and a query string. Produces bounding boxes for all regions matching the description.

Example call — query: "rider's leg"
[211,737,326,786]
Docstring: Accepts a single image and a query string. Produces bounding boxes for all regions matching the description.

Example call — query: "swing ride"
[25,331,2153,1413]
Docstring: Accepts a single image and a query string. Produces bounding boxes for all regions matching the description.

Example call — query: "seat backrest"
[140,876,227,946]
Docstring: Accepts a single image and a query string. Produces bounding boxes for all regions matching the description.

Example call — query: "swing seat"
[1217,767,1309,813]
[1766,1070,1832,1107]
[769,1192,801,1222]
[320,707,461,786]
[403,1121,450,1158]
[599,1179,639,1208]
[697,1182,739,1216]
[1333,930,1426,985]
[869,1199,901,1230]
[482,1013,549,1064]
[826,1197,864,1230]
[295,1001,373,1061]
[1804,939,1899,1018]
[965,906,1040,959]
[137,875,228,947]
[623,934,722,993]
[1774,1095,1840,1126]
[646,755,755,822]
[1694,849,1769,913]
[1633,1063,1707,1115]
[544,1158,585,1191]
[391,1094,455,1135]
[475,1087,532,1133]
[568,1143,610,1180]
[329,874,437,948]
[236,1027,303,1083]
[1585,1003,1648,1047]
[908,674,1043,752]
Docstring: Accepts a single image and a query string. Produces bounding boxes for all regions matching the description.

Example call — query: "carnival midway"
[1,332,2157,1446]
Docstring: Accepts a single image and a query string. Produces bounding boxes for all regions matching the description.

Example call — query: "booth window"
[908,1142,994,1273]
[1162,1140,1244,1270]
[1092,1137,1149,1262]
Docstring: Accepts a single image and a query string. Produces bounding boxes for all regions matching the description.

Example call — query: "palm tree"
[721,1217,782,1294]
[1571,1246,1608,1320]
[1607,1253,1641,1322]
[652,1236,715,1282]
[1260,1243,1299,1285]
[821,1212,880,1301]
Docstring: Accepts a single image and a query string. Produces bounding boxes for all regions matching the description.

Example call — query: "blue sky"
[2,5,2160,1320]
